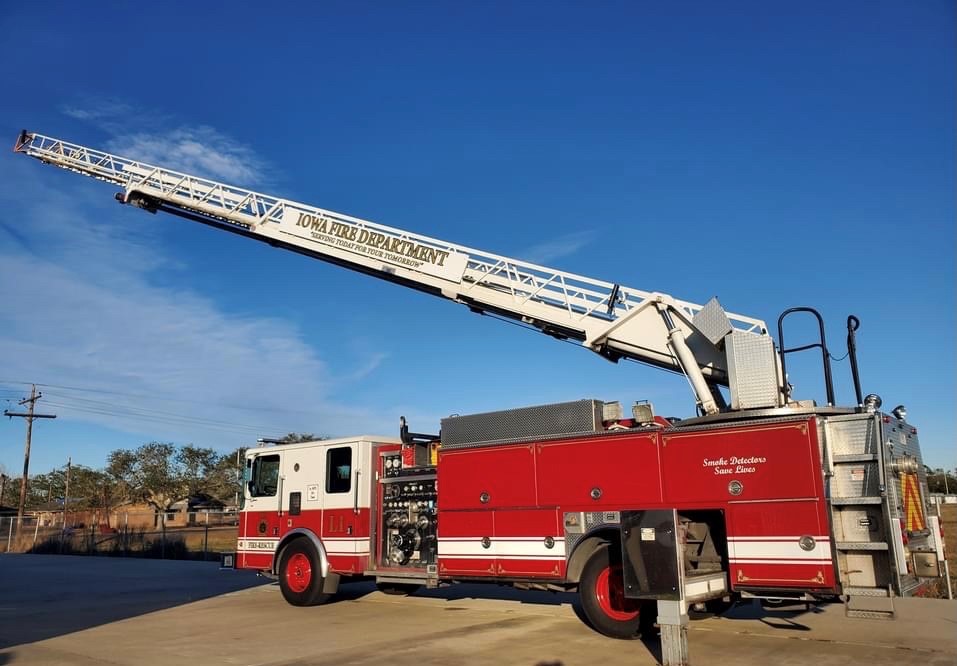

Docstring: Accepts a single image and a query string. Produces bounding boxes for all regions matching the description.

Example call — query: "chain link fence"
[0,510,238,560]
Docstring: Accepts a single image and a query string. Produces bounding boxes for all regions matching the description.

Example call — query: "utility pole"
[235,449,241,508]
[64,457,72,528]
[4,385,56,527]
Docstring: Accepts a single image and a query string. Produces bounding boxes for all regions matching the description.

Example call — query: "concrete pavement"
[0,554,954,665]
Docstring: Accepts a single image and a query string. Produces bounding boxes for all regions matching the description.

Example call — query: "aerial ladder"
[13,130,784,417]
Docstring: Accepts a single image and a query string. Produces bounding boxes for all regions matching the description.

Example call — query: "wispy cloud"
[521,230,596,265]
[60,98,133,122]
[106,126,269,185]
[0,157,373,454]
[339,351,389,384]
[59,96,270,186]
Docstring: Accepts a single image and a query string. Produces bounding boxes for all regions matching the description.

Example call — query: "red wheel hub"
[285,552,313,593]
[595,564,640,621]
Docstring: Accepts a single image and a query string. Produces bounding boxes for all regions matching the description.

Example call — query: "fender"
[565,525,620,584]
[272,528,331,578]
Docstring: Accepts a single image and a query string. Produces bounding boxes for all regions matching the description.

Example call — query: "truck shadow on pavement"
[337,580,673,662]
[0,554,267,650]
[719,599,827,631]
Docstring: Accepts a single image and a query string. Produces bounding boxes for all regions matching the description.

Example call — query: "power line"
[0,378,325,418]
[0,380,326,445]
[40,400,275,436]
[40,395,279,432]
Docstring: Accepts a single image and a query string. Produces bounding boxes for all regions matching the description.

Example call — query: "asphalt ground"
[0,554,954,665]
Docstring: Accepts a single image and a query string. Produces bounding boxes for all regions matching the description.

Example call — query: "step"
[830,496,883,506]
[365,570,429,583]
[846,608,896,619]
[835,541,888,551]
[843,586,890,597]
[833,453,878,463]
[845,594,895,619]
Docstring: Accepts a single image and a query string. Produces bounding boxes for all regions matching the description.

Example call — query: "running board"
[685,571,728,603]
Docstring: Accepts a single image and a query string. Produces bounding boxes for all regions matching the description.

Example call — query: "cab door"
[240,452,283,568]
[320,441,371,572]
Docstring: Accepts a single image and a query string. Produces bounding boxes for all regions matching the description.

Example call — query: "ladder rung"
[836,541,888,551]
[833,453,878,463]
[830,496,882,505]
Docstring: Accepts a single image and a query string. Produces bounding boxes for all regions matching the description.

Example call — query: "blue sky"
[0,1,953,477]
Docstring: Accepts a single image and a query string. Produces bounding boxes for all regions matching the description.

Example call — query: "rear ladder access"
[822,413,897,619]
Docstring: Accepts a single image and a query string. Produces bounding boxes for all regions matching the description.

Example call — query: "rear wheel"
[579,544,654,639]
[278,539,330,606]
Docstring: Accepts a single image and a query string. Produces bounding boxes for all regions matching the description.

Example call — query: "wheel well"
[566,530,619,585]
[273,529,329,577]
[566,511,729,584]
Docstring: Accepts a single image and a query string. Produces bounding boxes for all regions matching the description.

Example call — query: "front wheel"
[579,544,655,640]
[278,539,330,606]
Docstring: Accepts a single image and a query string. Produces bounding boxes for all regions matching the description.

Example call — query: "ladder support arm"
[656,301,720,415]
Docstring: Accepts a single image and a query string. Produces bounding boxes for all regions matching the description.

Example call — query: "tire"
[579,544,654,640]
[376,582,422,596]
[278,539,330,607]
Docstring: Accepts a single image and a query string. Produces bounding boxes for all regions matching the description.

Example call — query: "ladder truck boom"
[13,130,783,414]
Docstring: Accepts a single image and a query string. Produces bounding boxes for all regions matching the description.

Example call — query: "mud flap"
[621,510,690,666]
[619,509,681,600]
[322,571,340,594]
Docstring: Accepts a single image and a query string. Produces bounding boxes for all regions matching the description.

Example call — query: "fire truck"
[15,131,947,640]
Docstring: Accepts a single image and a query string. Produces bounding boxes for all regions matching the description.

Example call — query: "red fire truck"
[15,131,947,640]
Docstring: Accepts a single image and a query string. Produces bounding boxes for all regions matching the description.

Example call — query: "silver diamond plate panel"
[563,511,621,555]
[825,415,879,457]
[726,330,780,409]
[441,399,603,449]
[832,463,882,499]
[845,609,895,619]
[839,551,891,588]
[692,297,733,346]
[832,506,886,543]
[881,416,933,545]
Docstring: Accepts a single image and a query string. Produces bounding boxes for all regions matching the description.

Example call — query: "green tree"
[205,447,247,505]
[178,445,220,497]
[0,471,13,508]
[106,442,218,513]
[0,465,13,508]
[27,465,108,510]
[278,433,321,444]
[28,469,64,508]
[927,468,957,494]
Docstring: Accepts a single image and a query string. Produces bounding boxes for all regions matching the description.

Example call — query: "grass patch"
[940,503,956,595]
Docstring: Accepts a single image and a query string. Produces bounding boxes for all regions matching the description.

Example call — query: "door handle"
[354,468,361,514]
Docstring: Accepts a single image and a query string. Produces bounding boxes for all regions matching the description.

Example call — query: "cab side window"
[249,454,280,497]
[326,447,352,494]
